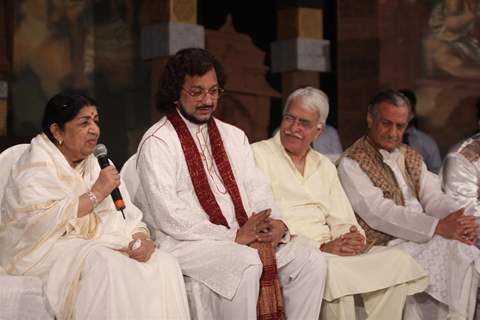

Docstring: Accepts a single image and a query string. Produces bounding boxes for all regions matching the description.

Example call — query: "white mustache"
[284,130,303,139]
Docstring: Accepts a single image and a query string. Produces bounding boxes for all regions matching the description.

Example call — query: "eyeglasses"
[283,114,321,130]
[182,87,224,100]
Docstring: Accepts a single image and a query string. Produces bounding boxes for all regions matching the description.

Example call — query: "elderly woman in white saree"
[0,93,190,320]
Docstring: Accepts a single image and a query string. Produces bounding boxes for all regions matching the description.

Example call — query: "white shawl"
[0,133,148,319]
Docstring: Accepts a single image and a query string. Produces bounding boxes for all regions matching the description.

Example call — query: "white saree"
[0,134,190,320]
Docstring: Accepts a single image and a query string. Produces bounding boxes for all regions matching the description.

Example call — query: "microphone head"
[94,144,108,158]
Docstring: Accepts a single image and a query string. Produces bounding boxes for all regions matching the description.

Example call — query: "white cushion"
[0,144,53,319]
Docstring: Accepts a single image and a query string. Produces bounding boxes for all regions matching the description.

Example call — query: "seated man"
[442,132,480,218]
[134,48,326,320]
[442,97,480,215]
[338,89,480,320]
[252,87,428,320]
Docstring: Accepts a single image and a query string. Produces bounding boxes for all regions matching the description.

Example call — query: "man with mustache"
[252,87,428,320]
[337,90,480,319]
[134,48,326,320]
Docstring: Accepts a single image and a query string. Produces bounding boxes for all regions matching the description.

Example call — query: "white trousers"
[392,236,480,320]
[186,241,326,320]
[404,280,479,320]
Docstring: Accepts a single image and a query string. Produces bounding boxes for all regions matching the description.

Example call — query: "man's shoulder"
[251,137,276,154]
[401,143,424,161]
[322,125,340,138]
[408,127,438,150]
[214,118,246,136]
[213,118,251,147]
[313,150,337,171]
[137,117,177,154]
[342,137,369,160]
[144,117,173,137]
[457,134,480,163]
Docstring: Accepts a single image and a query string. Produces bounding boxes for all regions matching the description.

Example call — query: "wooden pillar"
[0,0,13,136]
[271,5,330,102]
[336,1,379,148]
[141,0,204,122]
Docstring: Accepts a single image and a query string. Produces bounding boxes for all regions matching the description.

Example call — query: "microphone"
[93,144,126,219]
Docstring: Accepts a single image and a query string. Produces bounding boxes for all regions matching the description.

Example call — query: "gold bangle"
[86,191,98,208]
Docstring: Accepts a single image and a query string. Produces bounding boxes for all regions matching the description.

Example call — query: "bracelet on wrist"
[86,191,98,209]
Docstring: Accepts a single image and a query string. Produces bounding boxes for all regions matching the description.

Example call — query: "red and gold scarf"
[167,110,284,320]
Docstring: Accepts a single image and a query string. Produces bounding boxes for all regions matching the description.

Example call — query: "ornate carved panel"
[206,16,280,142]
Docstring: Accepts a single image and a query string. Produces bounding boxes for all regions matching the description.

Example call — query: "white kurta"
[442,134,480,216]
[338,148,480,319]
[252,134,427,302]
[135,112,326,305]
[0,134,190,320]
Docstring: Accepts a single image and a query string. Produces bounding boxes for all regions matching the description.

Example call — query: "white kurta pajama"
[252,134,428,320]
[442,133,480,217]
[338,146,480,320]
[442,135,480,320]
[0,134,190,320]
[135,111,326,320]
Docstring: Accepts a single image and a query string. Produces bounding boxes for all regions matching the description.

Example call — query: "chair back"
[0,144,29,223]
[120,153,139,200]
[120,153,159,239]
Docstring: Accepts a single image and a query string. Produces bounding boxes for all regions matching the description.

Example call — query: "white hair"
[283,87,329,126]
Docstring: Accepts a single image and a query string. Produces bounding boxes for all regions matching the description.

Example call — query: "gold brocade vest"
[459,137,480,163]
[343,136,423,246]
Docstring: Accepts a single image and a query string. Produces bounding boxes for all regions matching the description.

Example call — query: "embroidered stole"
[167,111,284,320]
[459,138,480,163]
[344,136,423,246]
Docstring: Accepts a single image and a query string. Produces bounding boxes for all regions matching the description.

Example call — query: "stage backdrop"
[378,0,480,155]
[11,0,151,165]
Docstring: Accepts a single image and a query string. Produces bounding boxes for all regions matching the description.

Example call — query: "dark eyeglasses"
[182,87,224,100]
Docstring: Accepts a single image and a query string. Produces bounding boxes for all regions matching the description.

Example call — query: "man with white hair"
[338,90,480,320]
[252,87,428,320]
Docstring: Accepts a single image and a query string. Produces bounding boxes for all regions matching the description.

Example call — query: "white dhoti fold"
[321,246,428,320]
[324,246,428,301]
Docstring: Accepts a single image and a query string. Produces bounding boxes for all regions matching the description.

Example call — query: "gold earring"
[58,140,63,146]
